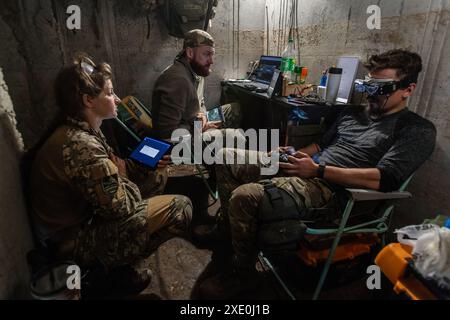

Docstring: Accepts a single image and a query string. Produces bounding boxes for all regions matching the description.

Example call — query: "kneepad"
[257,180,306,254]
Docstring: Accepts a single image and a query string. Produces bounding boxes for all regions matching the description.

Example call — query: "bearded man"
[152,29,241,140]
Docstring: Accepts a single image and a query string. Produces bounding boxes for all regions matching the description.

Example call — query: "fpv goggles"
[354,76,411,97]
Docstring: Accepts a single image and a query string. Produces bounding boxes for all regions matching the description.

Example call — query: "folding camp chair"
[258,175,413,300]
[258,113,414,299]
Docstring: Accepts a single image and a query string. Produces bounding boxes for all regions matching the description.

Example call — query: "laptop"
[235,55,282,92]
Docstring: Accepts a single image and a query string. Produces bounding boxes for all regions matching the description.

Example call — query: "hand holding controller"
[279,147,296,163]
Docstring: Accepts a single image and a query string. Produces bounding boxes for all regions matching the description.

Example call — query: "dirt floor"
[83,172,394,301]
[136,236,392,300]
[133,191,392,301]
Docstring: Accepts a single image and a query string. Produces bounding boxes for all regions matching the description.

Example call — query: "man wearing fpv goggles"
[355,76,412,97]
[355,75,415,118]
[195,50,438,300]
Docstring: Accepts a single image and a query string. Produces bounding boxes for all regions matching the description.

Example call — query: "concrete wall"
[0,0,265,148]
[0,0,265,298]
[265,0,450,226]
[0,68,33,299]
[204,0,266,106]
[0,0,449,298]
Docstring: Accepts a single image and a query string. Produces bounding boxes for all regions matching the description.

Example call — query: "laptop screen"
[254,56,282,84]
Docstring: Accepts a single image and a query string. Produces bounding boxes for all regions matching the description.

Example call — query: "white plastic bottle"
[281,38,297,83]
[325,67,343,104]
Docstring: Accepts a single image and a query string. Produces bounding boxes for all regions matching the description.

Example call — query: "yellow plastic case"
[375,243,436,300]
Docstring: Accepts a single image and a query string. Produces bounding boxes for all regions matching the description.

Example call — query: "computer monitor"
[336,56,361,104]
[254,55,282,85]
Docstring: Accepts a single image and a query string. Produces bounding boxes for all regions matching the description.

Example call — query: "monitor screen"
[267,69,281,98]
[336,56,361,104]
[254,56,282,84]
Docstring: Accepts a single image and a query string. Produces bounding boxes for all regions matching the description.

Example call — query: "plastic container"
[294,66,302,84]
[319,70,328,87]
[325,67,343,103]
[317,86,327,100]
[300,67,308,84]
[281,38,297,83]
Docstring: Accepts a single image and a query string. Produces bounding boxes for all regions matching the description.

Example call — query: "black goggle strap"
[397,77,414,89]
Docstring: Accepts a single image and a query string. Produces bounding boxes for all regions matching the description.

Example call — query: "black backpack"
[162,0,218,38]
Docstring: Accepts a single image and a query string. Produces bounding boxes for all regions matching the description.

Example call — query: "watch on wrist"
[317,161,326,179]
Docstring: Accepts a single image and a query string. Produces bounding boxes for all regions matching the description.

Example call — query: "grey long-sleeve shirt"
[318,106,437,192]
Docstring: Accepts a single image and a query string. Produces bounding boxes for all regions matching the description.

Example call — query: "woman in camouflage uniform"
[29,54,192,292]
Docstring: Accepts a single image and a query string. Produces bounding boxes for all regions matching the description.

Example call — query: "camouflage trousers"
[215,148,334,268]
[72,195,192,270]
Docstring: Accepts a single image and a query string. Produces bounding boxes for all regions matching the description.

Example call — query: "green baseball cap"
[183,29,215,49]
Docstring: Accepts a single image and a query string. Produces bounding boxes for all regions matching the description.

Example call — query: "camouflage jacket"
[30,117,167,241]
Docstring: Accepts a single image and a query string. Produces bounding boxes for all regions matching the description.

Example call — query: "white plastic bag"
[395,224,450,290]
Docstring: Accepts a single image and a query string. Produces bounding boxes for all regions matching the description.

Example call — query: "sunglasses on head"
[81,61,96,75]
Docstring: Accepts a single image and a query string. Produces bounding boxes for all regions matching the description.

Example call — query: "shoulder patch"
[90,159,119,180]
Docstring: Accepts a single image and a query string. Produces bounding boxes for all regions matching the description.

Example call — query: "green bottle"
[281,38,297,83]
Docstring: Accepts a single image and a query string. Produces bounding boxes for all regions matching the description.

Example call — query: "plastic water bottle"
[319,70,328,87]
[281,38,297,83]
[325,67,343,103]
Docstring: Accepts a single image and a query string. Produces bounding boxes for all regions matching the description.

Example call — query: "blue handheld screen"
[207,106,224,122]
[130,137,171,168]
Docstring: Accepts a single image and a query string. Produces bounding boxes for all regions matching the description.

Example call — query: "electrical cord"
[195,164,219,209]
[368,94,391,120]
